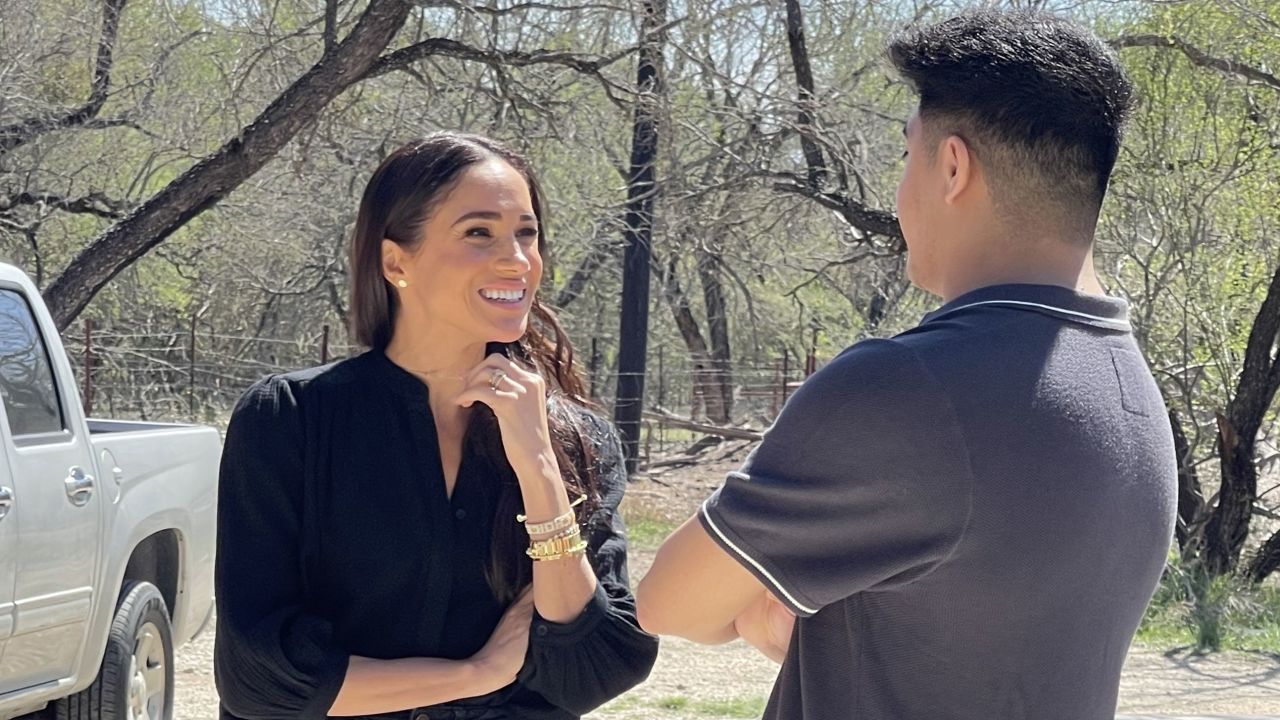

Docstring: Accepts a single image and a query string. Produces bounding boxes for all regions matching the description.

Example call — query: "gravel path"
[170,460,1280,717]
[173,558,1280,720]
[174,622,1280,718]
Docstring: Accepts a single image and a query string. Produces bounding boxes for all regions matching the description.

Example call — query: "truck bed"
[87,419,221,648]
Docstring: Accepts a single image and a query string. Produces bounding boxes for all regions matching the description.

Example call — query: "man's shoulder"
[810,336,936,398]
[784,336,955,434]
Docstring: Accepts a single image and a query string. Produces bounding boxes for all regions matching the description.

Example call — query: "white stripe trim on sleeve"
[699,498,819,616]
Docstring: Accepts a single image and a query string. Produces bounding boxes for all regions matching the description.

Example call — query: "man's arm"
[636,516,793,656]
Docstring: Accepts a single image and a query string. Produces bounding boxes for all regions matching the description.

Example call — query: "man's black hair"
[889,9,1135,235]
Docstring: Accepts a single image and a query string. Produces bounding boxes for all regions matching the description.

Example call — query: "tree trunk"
[1246,527,1280,583]
[1202,260,1280,575]
[696,246,733,424]
[1168,408,1206,555]
[783,0,824,191]
[613,0,666,475]
[658,254,726,425]
[42,0,414,330]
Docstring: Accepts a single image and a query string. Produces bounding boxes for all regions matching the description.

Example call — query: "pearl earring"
[396,279,409,288]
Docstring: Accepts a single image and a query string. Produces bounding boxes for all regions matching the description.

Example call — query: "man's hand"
[734,591,795,664]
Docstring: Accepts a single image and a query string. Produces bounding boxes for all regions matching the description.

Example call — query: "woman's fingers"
[456,372,526,408]
[457,354,539,409]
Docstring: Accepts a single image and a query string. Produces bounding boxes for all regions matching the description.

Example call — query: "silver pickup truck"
[0,264,220,720]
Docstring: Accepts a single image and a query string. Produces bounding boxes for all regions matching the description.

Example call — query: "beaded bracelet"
[517,495,585,536]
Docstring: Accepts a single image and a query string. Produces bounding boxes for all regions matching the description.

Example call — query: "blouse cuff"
[300,652,350,720]
[529,580,609,647]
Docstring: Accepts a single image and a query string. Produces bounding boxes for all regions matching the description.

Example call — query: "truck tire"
[55,581,174,720]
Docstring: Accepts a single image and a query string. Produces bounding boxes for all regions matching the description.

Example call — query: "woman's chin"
[487,318,529,345]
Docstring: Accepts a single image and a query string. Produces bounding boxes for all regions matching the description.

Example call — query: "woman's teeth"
[481,288,525,303]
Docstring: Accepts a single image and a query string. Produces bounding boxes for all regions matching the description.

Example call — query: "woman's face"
[385,158,543,346]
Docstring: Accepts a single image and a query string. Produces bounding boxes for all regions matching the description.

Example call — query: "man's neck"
[940,237,1103,302]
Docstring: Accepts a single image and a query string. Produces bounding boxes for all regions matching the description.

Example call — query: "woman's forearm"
[328,655,492,716]
[515,449,598,623]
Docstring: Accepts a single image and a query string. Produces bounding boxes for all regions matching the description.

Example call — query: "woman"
[214,132,658,720]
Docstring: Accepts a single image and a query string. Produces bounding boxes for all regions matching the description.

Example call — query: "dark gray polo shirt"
[701,283,1177,719]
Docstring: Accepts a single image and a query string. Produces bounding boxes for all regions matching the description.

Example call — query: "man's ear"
[941,134,975,205]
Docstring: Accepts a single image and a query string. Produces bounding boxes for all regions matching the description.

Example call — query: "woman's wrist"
[461,656,508,697]
[511,449,564,494]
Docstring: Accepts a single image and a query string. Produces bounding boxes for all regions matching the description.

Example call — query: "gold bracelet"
[528,523,581,542]
[526,526,586,560]
[517,495,585,536]
[526,537,589,562]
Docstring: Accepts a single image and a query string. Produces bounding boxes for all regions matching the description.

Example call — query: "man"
[635,9,1176,719]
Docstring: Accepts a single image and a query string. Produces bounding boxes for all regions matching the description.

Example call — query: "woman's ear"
[382,239,407,286]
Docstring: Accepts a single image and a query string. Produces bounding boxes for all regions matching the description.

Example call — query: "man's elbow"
[635,575,733,644]
[634,574,668,636]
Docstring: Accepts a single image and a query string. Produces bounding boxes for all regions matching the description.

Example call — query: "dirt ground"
[173,445,1280,718]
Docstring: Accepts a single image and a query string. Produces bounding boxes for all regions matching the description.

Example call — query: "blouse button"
[454,507,467,520]
[535,623,548,637]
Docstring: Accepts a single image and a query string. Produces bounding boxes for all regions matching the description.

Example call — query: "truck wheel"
[56,581,174,720]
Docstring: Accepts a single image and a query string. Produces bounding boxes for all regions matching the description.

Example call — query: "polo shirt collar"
[921,283,1132,332]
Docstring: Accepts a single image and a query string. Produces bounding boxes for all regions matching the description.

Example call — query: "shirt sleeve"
[519,411,659,716]
[214,375,350,720]
[699,338,974,617]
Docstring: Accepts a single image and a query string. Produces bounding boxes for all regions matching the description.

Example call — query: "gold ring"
[489,370,507,391]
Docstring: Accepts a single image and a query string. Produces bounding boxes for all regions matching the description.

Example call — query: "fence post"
[782,348,791,404]
[589,337,599,400]
[189,314,197,421]
[805,327,818,377]
[321,324,330,364]
[83,319,93,417]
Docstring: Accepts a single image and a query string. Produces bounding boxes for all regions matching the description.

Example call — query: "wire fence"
[59,320,820,457]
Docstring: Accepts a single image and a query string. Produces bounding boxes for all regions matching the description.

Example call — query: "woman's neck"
[384,321,487,421]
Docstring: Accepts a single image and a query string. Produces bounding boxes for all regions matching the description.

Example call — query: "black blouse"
[213,350,658,720]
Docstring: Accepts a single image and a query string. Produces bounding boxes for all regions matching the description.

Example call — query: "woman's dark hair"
[349,132,601,602]
[888,9,1135,235]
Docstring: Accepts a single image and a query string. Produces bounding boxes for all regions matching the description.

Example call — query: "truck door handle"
[64,466,94,506]
[0,485,12,520]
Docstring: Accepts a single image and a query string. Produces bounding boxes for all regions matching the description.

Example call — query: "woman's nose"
[495,236,532,272]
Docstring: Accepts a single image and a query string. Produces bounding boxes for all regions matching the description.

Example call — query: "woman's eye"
[518,227,539,241]
[465,227,493,238]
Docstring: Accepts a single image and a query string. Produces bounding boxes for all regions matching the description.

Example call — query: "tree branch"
[1229,259,1280,439]
[324,0,339,51]
[771,176,903,243]
[364,37,633,81]
[553,241,618,309]
[42,0,415,330]
[0,0,129,152]
[425,1,629,15]
[784,0,826,191]
[1245,526,1280,583]
[1110,34,1280,94]
[0,191,132,219]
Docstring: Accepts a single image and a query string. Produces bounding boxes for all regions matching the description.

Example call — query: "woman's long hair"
[349,132,600,602]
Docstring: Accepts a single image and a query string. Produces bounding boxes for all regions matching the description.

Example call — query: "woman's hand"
[469,588,535,693]
[733,590,795,664]
[456,353,556,478]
